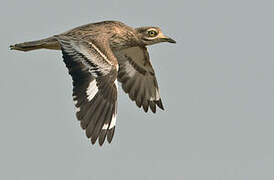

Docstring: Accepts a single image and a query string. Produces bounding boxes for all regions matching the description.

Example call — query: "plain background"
[1,0,273,179]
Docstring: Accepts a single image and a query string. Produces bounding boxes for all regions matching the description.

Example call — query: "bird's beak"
[162,36,176,43]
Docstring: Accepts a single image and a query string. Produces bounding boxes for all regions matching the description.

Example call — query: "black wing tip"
[98,140,105,146]
[9,44,27,51]
[150,100,165,113]
[10,45,15,50]
[140,99,164,113]
[142,105,149,112]
[155,99,164,110]
[149,101,156,113]
[107,127,115,143]
[89,132,113,146]
[98,129,115,146]
[135,100,142,108]
[98,130,108,146]
[86,111,116,146]
[91,138,97,145]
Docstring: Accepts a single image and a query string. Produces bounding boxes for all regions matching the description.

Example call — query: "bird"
[10,20,176,146]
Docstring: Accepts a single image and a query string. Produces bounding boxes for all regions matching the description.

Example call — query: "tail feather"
[10,37,60,52]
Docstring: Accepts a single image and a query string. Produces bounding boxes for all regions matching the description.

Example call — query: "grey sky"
[1,0,274,179]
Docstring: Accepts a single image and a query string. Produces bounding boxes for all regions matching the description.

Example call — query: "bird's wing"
[56,36,118,145]
[114,46,164,113]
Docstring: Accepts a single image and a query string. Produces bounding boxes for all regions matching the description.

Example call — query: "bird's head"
[135,27,176,46]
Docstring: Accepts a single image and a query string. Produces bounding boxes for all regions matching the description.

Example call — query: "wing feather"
[114,46,164,113]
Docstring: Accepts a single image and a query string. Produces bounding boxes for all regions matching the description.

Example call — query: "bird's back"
[10,20,137,52]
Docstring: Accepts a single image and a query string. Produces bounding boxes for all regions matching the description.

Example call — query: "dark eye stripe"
[142,37,154,41]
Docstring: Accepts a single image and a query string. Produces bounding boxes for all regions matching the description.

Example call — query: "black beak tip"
[168,38,176,43]
[165,38,176,44]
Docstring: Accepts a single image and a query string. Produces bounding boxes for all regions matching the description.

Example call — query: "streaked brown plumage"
[10,20,176,146]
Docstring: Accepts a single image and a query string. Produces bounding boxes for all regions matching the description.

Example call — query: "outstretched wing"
[56,36,118,145]
[114,46,164,113]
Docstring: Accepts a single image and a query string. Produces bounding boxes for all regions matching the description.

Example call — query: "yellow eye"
[147,30,158,37]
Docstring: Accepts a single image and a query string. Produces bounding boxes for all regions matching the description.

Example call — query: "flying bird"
[10,21,176,145]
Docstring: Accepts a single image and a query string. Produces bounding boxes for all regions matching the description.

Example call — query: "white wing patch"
[75,107,81,113]
[102,123,109,130]
[124,61,136,77]
[86,80,98,101]
[150,88,160,101]
[73,98,78,105]
[73,96,80,111]
[109,113,117,129]
[114,79,118,88]
[109,79,118,129]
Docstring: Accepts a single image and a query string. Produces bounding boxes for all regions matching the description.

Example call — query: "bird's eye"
[147,30,158,37]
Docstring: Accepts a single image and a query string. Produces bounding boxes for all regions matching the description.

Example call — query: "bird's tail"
[10,37,60,52]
